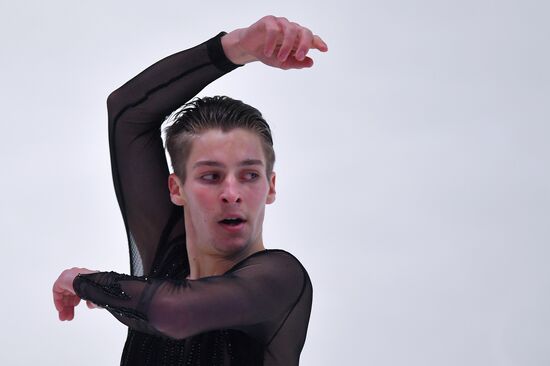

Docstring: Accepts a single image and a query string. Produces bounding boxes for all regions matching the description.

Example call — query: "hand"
[53,267,98,321]
[222,15,328,69]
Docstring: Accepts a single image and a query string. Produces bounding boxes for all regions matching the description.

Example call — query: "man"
[53,16,327,365]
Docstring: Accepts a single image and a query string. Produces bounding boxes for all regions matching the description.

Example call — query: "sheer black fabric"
[73,33,313,366]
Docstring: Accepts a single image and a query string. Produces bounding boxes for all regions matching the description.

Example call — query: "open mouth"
[219,218,246,226]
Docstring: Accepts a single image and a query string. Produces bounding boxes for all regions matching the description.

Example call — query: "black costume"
[73,33,313,366]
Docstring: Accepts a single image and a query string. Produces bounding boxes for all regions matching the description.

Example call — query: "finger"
[262,16,280,57]
[62,294,76,306]
[313,35,328,52]
[87,300,99,309]
[59,306,74,321]
[72,296,81,306]
[277,20,299,62]
[53,291,66,312]
[55,291,75,312]
[281,56,314,70]
[294,27,314,61]
[64,306,75,321]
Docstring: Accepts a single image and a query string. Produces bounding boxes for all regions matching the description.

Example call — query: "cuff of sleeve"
[72,274,87,300]
[207,32,244,72]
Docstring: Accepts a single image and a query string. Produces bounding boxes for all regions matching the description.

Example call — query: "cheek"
[245,184,270,206]
[185,187,219,216]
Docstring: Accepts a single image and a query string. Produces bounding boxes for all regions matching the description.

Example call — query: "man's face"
[170,128,276,257]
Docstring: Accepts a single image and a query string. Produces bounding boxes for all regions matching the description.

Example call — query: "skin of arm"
[52,15,327,322]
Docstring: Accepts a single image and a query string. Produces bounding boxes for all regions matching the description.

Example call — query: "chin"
[215,239,252,257]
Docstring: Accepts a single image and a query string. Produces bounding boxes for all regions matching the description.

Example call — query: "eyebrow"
[240,159,264,167]
[192,159,264,169]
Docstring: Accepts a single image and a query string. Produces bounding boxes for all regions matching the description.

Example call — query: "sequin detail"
[76,274,131,300]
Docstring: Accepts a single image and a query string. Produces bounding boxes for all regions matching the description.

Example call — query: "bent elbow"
[106,89,123,120]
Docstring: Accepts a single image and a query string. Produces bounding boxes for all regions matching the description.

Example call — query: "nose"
[220,177,241,204]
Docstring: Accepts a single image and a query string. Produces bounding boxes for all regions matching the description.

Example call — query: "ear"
[266,171,276,205]
[168,173,186,206]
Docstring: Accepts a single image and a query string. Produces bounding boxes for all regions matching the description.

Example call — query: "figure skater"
[53,15,327,366]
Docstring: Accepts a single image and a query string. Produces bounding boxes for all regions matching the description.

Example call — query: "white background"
[1,1,549,365]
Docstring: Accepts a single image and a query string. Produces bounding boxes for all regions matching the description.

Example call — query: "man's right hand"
[53,267,99,321]
[221,15,328,69]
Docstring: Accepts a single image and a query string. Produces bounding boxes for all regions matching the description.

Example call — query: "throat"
[185,242,265,280]
[186,253,238,279]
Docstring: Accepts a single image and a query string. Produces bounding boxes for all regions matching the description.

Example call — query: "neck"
[185,242,265,280]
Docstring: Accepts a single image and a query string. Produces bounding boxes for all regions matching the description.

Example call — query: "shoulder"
[228,249,311,291]
[231,249,307,273]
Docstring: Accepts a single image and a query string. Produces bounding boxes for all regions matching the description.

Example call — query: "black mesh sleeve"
[106,33,241,276]
[74,250,310,345]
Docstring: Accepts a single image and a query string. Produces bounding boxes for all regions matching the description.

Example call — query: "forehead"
[187,128,266,167]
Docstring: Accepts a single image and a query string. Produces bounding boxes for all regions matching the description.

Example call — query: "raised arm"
[107,33,240,276]
[108,16,326,277]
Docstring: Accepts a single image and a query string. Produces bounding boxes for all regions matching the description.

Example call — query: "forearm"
[107,32,241,123]
[72,251,307,341]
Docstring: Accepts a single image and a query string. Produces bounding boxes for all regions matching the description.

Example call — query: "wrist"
[221,29,257,65]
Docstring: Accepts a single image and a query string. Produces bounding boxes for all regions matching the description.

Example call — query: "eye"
[200,173,221,182]
[242,171,260,181]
